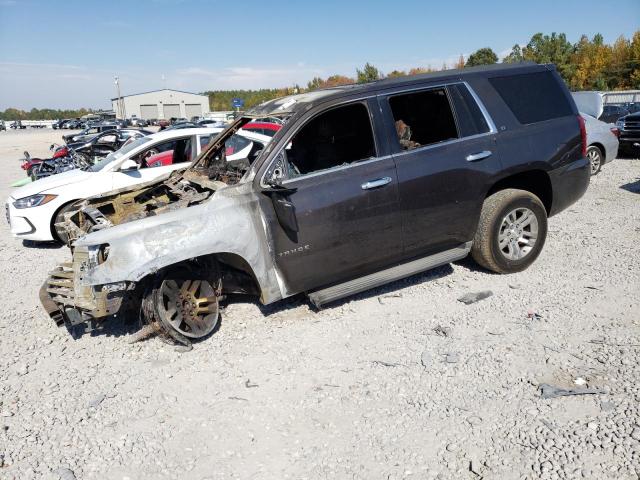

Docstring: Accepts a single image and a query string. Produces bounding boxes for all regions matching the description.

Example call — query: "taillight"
[610,127,620,138]
[577,115,587,157]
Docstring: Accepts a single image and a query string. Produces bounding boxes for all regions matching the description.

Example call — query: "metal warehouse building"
[111,89,210,120]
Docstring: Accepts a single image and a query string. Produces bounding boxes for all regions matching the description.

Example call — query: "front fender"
[76,188,283,304]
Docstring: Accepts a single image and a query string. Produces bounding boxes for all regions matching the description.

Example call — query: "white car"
[6,127,271,243]
[581,113,619,175]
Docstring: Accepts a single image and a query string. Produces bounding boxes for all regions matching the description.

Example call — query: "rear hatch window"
[489,71,573,124]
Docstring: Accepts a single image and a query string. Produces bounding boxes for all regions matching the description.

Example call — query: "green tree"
[307,77,324,91]
[503,44,525,63]
[521,32,575,81]
[356,63,382,83]
[465,48,498,67]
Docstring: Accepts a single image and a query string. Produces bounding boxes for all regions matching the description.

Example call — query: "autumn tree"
[465,48,498,67]
[408,67,432,75]
[455,55,465,69]
[630,31,640,88]
[570,34,612,90]
[386,70,407,78]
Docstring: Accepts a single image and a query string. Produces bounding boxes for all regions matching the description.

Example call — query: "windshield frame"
[86,136,153,172]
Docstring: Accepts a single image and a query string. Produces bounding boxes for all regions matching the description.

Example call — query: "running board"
[308,242,472,308]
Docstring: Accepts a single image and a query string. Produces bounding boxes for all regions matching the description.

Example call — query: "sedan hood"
[11,168,93,198]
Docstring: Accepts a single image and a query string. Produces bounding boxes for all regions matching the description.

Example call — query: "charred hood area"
[61,118,256,244]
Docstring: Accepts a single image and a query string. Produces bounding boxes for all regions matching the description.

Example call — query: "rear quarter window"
[489,71,573,124]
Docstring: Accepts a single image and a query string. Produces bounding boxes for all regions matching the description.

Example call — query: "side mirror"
[119,159,138,171]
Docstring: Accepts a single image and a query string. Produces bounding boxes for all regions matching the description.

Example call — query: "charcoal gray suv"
[42,62,590,345]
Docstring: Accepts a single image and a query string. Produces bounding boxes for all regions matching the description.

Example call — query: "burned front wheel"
[143,263,222,343]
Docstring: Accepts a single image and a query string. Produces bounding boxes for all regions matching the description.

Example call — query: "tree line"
[2,30,639,119]
[0,107,96,121]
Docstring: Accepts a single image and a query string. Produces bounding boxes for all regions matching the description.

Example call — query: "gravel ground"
[0,129,639,480]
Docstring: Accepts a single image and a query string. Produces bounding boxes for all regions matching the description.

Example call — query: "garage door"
[185,104,202,119]
[163,104,181,119]
[140,104,158,120]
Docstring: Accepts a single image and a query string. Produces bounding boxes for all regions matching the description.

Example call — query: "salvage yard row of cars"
[2,62,626,348]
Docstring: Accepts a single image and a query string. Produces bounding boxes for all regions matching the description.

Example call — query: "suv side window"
[388,88,458,151]
[285,102,376,177]
[489,71,573,124]
[448,84,491,137]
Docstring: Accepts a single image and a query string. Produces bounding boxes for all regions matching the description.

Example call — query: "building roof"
[111,88,207,101]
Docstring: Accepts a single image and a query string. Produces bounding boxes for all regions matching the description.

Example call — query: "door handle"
[361,176,392,190]
[465,150,492,162]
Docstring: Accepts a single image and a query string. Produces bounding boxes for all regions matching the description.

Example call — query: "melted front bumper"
[41,250,133,335]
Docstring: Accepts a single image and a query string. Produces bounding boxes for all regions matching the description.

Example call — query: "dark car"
[63,119,84,129]
[616,111,640,154]
[599,105,630,124]
[42,63,590,343]
[63,123,121,143]
[66,128,152,158]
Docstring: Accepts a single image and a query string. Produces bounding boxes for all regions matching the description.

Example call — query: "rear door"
[259,99,403,292]
[380,83,501,257]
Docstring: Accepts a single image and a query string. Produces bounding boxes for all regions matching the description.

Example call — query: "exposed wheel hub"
[149,268,222,340]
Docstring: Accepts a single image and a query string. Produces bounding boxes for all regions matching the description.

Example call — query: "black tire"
[472,189,548,274]
[52,202,79,245]
[587,145,603,175]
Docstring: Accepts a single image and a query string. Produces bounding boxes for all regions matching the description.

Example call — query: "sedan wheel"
[587,146,603,175]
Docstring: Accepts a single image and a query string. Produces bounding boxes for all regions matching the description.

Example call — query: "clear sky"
[0,0,638,110]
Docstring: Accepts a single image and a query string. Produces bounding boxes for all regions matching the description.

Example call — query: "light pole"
[114,76,126,119]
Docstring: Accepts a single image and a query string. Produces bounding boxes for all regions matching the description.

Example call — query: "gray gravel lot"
[0,129,639,480]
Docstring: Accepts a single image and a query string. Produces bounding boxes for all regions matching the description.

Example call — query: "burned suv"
[42,63,590,346]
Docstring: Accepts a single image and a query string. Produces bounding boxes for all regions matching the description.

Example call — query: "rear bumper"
[619,134,640,147]
[548,157,590,217]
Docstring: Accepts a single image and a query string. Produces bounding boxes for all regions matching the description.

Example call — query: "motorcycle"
[29,148,92,181]
[21,144,71,177]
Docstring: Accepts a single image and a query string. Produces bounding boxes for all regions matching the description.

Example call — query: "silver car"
[581,113,619,175]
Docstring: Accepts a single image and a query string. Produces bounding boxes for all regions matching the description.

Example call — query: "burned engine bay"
[61,118,262,245]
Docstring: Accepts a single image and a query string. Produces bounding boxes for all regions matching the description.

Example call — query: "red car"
[241,122,281,137]
[144,150,174,168]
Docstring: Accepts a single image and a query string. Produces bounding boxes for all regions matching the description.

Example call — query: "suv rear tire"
[472,189,547,274]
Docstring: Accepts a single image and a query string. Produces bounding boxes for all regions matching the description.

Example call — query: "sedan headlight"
[13,194,57,209]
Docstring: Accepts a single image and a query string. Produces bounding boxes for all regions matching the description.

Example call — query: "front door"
[260,100,402,293]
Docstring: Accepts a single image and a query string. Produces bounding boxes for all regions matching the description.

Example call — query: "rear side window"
[489,71,573,124]
[388,88,458,150]
[448,84,490,137]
